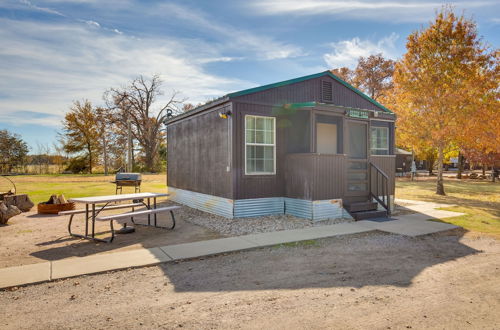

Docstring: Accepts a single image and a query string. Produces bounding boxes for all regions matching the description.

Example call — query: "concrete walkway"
[0,200,463,289]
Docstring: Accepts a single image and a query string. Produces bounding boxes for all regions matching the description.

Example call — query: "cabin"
[165,71,396,221]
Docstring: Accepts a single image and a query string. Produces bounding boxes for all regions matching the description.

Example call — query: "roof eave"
[164,96,230,125]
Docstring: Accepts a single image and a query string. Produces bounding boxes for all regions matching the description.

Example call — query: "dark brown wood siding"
[285,154,346,200]
[233,75,384,112]
[232,102,285,199]
[167,103,233,199]
[369,155,396,195]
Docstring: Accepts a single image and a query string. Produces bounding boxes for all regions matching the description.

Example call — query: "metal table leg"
[85,204,89,237]
[91,203,96,238]
[147,198,151,226]
[154,197,157,227]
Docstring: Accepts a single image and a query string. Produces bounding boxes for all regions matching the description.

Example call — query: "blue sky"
[1,0,499,152]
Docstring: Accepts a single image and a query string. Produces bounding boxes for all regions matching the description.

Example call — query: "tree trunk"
[0,201,21,225]
[457,153,464,179]
[482,164,486,176]
[88,143,93,174]
[102,135,108,176]
[428,158,435,175]
[436,145,445,195]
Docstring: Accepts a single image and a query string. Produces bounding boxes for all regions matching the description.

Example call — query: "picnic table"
[64,192,170,243]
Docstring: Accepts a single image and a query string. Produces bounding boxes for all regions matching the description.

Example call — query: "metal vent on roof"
[321,80,333,102]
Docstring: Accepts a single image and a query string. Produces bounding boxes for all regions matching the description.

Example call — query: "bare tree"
[105,75,183,172]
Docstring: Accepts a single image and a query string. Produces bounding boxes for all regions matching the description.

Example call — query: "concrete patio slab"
[368,218,458,237]
[0,262,51,289]
[160,237,258,260]
[239,223,370,246]
[51,247,171,279]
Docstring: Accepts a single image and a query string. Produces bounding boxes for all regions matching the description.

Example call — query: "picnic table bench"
[58,192,179,243]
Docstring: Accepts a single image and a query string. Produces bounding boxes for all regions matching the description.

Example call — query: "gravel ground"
[162,200,354,236]
[1,229,499,329]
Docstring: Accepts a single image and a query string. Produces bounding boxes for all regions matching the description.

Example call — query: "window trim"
[244,115,276,175]
[370,126,389,154]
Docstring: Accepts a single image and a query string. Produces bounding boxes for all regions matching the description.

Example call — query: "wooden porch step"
[350,210,387,221]
[345,201,378,213]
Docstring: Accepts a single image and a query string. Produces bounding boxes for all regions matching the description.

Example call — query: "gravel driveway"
[1,229,499,329]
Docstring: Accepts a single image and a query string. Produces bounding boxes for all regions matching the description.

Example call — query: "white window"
[371,126,389,155]
[245,115,276,175]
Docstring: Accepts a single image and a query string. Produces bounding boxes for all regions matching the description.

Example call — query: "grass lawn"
[396,178,500,238]
[3,174,499,238]
[2,174,167,204]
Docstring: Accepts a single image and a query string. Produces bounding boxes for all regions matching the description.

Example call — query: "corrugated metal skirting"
[234,198,284,218]
[168,187,352,220]
[168,187,234,218]
[284,198,312,219]
[312,199,344,221]
[286,198,346,221]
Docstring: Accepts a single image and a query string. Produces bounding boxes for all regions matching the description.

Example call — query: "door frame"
[345,119,369,197]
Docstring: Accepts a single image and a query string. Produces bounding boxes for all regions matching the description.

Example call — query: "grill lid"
[115,173,142,181]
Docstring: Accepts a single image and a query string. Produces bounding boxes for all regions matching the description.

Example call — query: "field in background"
[396,178,500,237]
[3,174,498,237]
[1,174,167,204]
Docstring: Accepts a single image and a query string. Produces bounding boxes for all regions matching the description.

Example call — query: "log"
[2,194,35,212]
[0,201,21,225]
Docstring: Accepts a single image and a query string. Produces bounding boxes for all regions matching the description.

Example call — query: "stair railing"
[369,162,391,215]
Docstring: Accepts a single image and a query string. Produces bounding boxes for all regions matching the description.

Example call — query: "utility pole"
[127,119,133,172]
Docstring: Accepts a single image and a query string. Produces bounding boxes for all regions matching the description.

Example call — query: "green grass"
[2,174,167,204]
[396,178,500,238]
[4,174,499,238]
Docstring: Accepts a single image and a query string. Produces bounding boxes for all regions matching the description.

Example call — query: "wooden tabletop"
[69,192,169,204]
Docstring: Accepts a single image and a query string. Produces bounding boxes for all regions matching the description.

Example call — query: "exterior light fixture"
[219,110,232,119]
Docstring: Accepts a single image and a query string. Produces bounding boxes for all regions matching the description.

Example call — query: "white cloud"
[17,0,65,16]
[0,17,252,126]
[0,111,61,128]
[249,0,497,23]
[83,20,100,28]
[323,33,398,69]
[156,3,304,60]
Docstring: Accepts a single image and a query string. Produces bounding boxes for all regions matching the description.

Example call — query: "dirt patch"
[1,231,499,329]
[0,203,221,268]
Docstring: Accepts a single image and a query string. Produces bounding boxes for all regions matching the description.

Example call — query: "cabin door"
[346,121,369,197]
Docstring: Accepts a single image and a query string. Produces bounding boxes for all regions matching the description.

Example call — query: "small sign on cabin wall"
[346,109,369,119]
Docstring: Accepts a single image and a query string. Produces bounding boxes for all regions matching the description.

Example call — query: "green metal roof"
[228,70,393,113]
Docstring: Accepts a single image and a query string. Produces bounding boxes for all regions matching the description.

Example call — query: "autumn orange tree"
[330,67,354,84]
[459,49,500,180]
[331,54,394,102]
[353,54,395,101]
[393,7,497,195]
[62,100,101,173]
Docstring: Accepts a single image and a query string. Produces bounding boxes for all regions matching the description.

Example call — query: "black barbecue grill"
[112,173,142,194]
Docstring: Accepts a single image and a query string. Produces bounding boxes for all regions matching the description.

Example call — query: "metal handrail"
[369,163,390,215]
